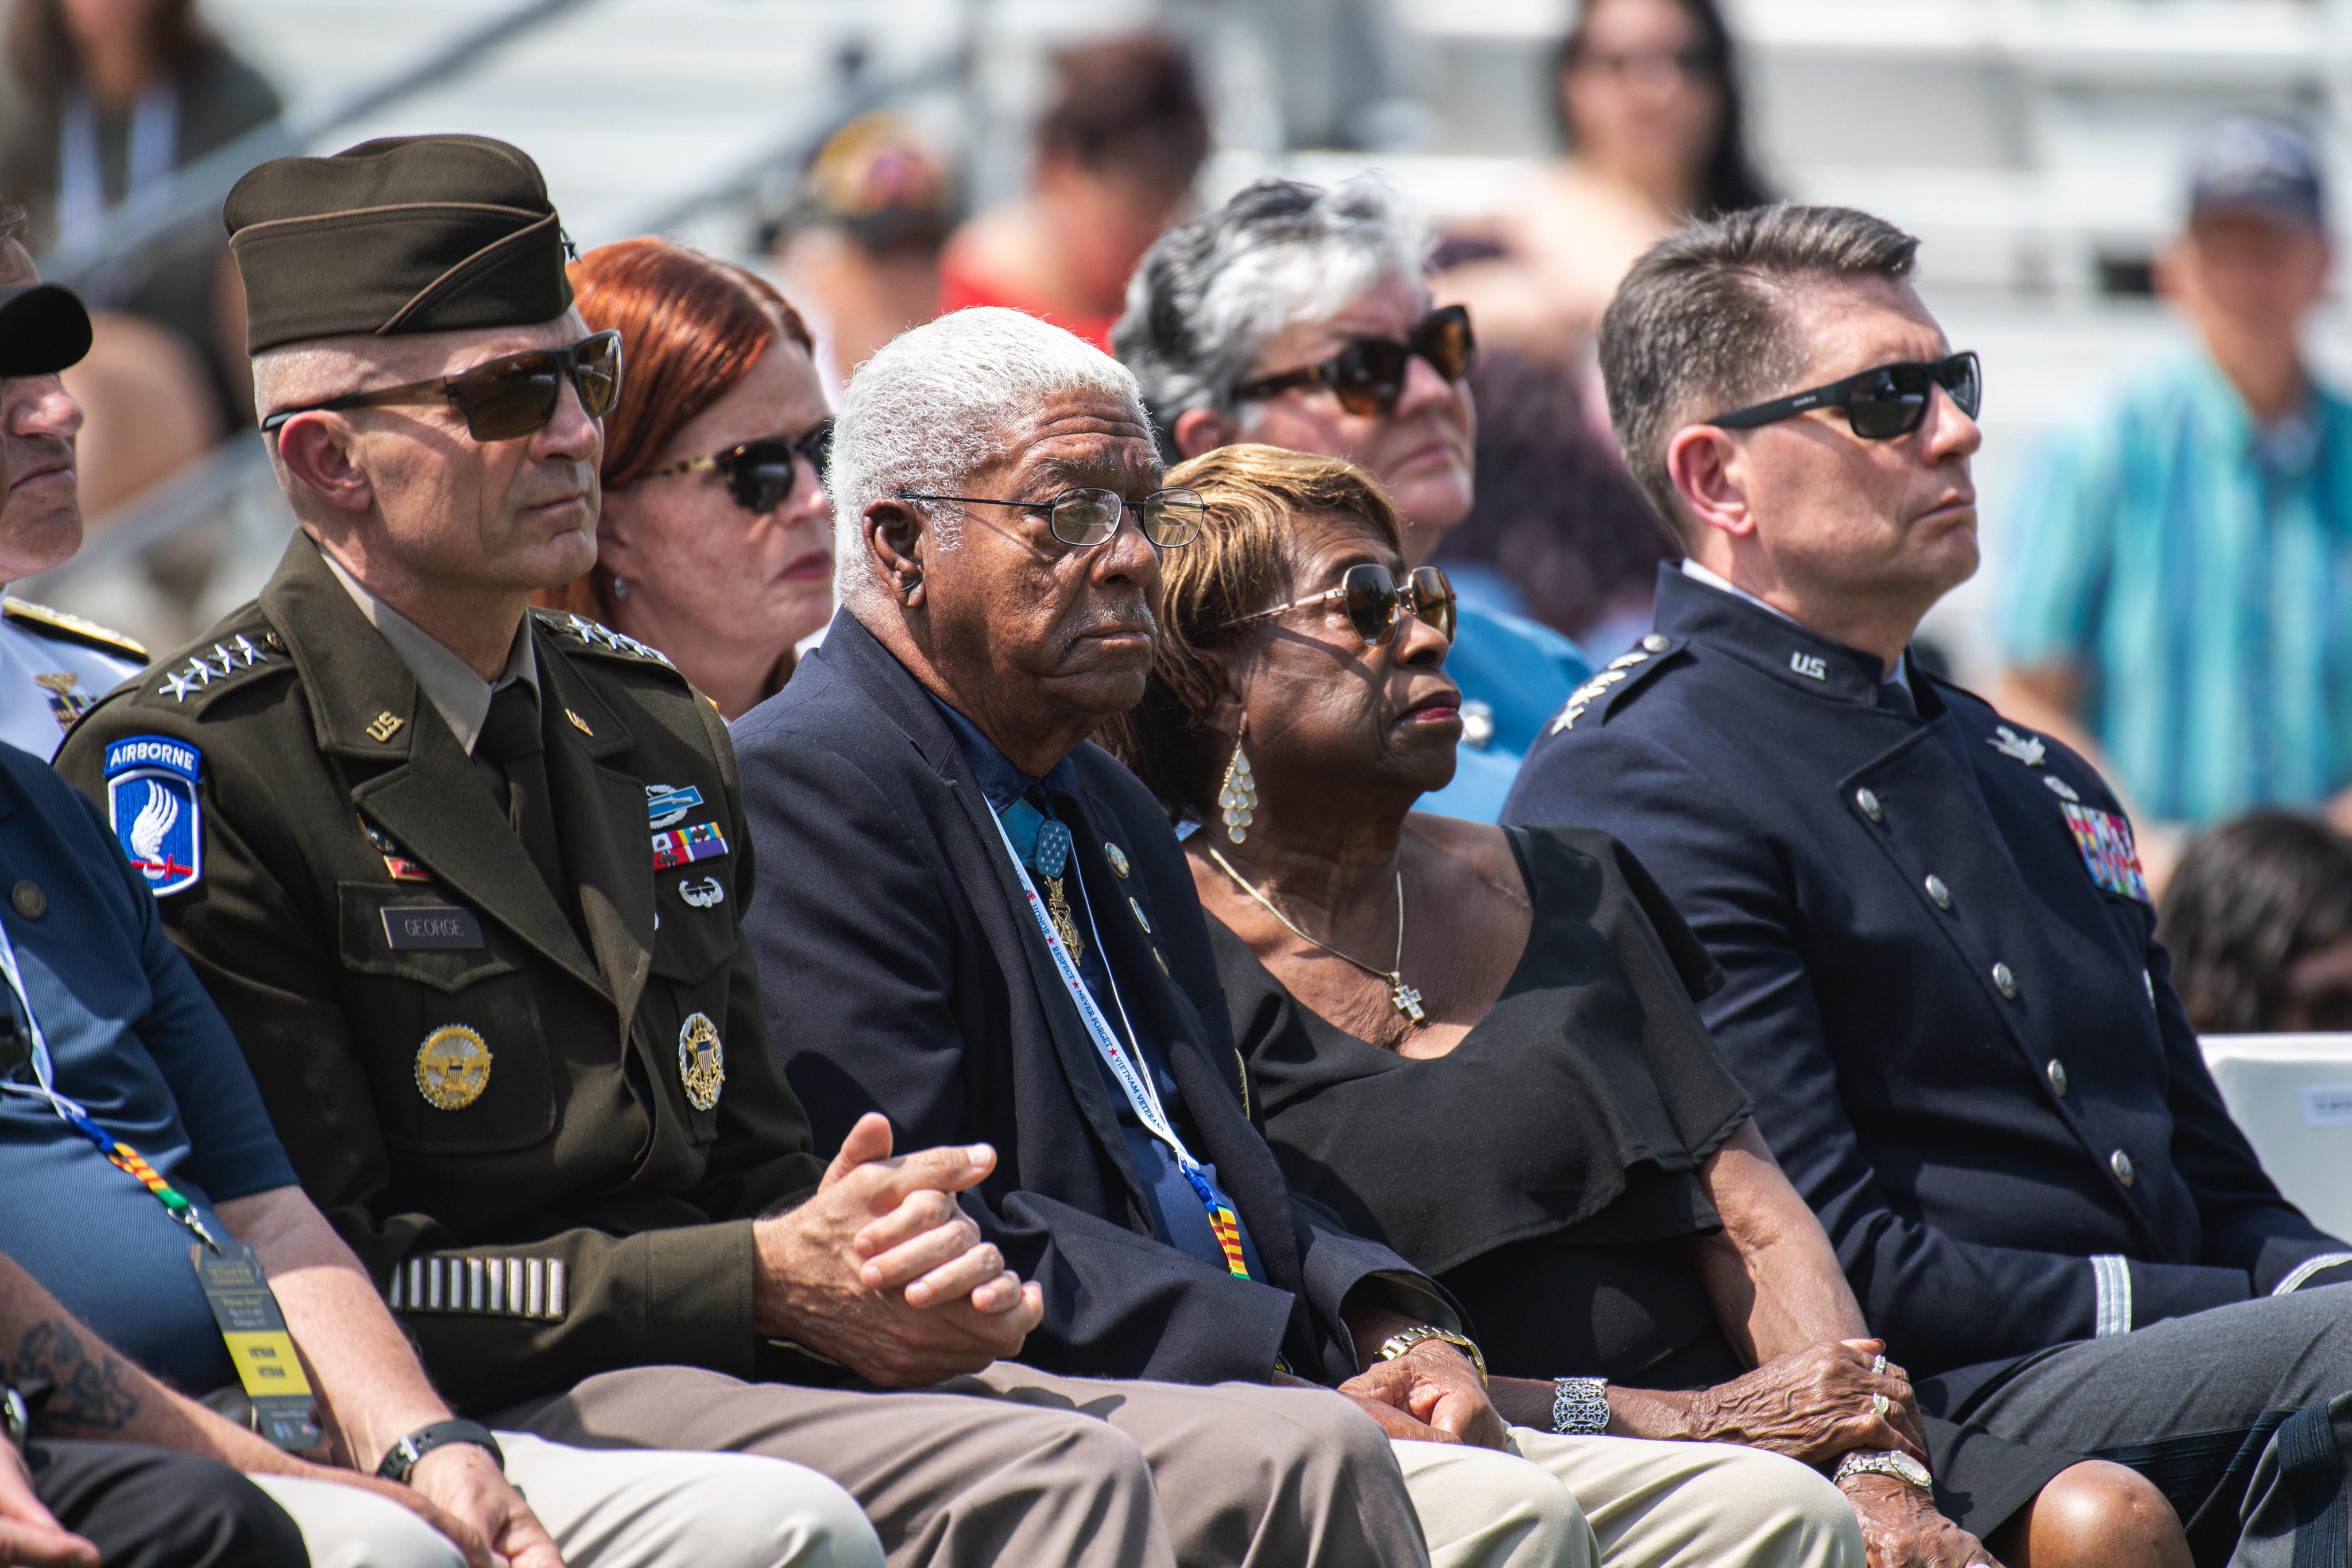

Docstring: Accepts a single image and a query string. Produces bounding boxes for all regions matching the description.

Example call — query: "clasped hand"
[752,1113,1045,1387]
[1687,1338,1925,1463]
[1336,1341,1509,1450]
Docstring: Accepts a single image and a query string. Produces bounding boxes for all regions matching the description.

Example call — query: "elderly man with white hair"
[1112,176,1595,823]
[735,304,1867,1568]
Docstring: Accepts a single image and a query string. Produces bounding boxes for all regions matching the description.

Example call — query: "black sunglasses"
[897,487,1206,549]
[1232,305,1476,418]
[644,420,833,516]
[261,330,625,442]
[1224,563,1456,648]
[1709,351,1981,441]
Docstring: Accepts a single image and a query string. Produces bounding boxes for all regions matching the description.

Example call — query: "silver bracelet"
[1551,1376,1609,1435]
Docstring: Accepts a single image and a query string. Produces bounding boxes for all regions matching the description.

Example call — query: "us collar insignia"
[652,820,728,870]
[415,1024,492,1110]
[104,736,203,897]
[1989,725,2046,767]
[678,1012,725,1111]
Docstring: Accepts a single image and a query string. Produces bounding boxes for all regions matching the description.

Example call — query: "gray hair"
[1111,175,1432,440]
[1600,204,1920,543]
[829,306,1151,610]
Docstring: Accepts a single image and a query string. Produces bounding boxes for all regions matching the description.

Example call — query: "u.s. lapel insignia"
[678,876,724,908]
[1989,725,2046,767]
[415,1024,492,1110]
[104,737,203,897]
[678,1012,725,1111]
[366,711,404,744]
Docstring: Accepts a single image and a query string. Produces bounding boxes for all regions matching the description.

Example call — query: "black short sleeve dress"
[1214,824,2075,1534]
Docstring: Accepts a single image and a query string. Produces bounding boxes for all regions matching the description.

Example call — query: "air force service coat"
[56,535,827,1413]
[1503,566,2346,1389]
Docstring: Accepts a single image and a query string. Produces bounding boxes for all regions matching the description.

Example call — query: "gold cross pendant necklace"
[1206,848,1425,1025]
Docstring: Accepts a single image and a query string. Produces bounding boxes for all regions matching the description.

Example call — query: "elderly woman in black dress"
[1102,444,2189,1568]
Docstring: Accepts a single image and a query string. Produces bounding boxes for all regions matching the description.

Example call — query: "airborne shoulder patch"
[105,735,202,896]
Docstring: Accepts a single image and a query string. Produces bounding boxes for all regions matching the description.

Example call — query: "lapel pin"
[366,711,404,743]
[1104,842,1131,879]
[564,708,593,737]
[1989,725,2045,766]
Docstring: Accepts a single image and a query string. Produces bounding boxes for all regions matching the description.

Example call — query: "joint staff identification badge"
[416,1024,493,1110]
[678,1012,725,1111]
[2060,803,2152,905]
[105,736,203,897]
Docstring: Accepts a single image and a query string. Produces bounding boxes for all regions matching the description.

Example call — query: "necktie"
[476,682,568,905]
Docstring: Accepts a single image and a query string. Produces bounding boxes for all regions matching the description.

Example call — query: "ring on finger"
[1871,1352,1887,1374]
[1873,1392,1890,1418]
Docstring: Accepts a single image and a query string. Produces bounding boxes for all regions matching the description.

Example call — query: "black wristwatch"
[376,1419,504,1482]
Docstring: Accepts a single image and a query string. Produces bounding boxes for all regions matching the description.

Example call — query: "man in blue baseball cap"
[2001,118,2352,862]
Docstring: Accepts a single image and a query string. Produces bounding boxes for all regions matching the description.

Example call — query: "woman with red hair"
[545,237,836,717]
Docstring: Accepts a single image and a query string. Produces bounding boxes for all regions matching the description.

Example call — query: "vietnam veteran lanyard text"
[0,922,219,1250]
[989,811,1252,1281]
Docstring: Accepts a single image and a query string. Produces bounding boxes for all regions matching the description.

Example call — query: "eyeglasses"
[260,330,625,442]
[897,487,1206,549]
[1709,351,1982,442]
[644,420,833,516]
[1231,305,1476,419]
[1224,563,1456,648]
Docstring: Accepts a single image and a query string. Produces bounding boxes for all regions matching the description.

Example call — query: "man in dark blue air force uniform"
[1506,204,2352,1566]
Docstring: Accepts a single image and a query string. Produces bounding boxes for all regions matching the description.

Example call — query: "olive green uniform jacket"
[57,535,826,1412]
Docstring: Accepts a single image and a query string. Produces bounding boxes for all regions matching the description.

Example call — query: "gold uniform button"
[415,1025,492,1110]
[1855,788,1883,822]
[2047,1058,2069,1097]
[2110,1149,2136,1187]
[1924,874,1951,910]
[10,881,44,920]
[1992,962,2018,999]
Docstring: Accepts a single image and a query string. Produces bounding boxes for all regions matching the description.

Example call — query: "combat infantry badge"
[678,1012,725,1112]
[415,1025,492,1110]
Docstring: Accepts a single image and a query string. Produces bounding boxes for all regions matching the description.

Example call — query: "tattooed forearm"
[14,1322,138,1433]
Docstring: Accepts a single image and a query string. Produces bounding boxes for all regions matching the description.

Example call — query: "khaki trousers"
[1396,1427,1866,1568]
[252,1432,881,1567]
[500,1364,1436,1568]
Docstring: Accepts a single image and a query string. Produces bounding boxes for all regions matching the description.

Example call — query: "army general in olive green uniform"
[59,134,1440,1568]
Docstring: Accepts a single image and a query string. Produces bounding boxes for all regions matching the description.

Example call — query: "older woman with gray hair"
[1112,176,1593,822]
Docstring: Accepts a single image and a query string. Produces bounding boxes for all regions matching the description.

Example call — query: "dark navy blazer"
[733,614,1435,1386]
[1503,567,2345,1388]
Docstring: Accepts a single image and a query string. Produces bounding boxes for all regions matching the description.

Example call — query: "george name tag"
[381,905,485,950]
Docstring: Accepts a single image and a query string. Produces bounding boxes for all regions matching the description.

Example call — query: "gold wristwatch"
[1832,1449,1933,1491]
[1376,1325,1488,1384]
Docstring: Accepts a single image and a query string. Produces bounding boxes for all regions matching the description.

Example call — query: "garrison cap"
[226,134,574,354]
[0,283,92,375]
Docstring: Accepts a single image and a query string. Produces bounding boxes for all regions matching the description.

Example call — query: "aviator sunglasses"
[896,487,1206,549]
[1232,305,1476,419]
[644,420,834,516]
[1709,351,1981,441]
[1225,563,1457,648]
[260,330,624,442]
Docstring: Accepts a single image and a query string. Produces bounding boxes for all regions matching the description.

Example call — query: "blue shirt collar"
[924,690,1080,813]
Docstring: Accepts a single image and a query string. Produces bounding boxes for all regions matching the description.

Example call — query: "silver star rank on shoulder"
[1989,725,2046,767]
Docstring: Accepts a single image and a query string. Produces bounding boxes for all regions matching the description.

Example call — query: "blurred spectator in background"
[0,0,282,514]
[768,112,953,393]
[1437,350,1673,663]
[539,238,834,718]
[941,32,1208,351]
[1118,175,1591,823]
[2162,813,2352,1035]
[2001,119,2352,886]
[1438,0,1770,364]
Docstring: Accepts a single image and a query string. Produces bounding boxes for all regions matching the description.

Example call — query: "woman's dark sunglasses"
[645,420,834,516]
[1224,563,1456,648]
[260,330,624,442]
[896,487,1205,549]
[1709,351,1981,441]
[1232,305,1476,419]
